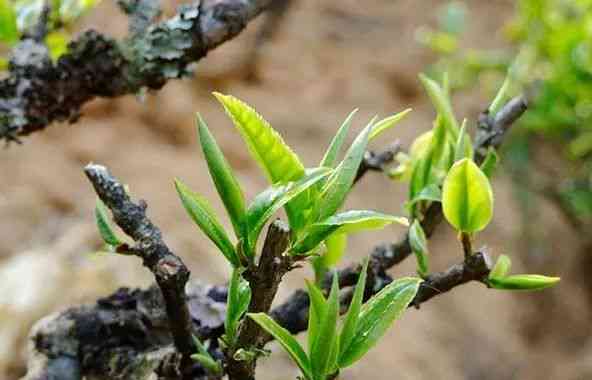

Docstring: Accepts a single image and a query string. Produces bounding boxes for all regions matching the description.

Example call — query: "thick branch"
[0,0,274,143]
[84,164,196,369]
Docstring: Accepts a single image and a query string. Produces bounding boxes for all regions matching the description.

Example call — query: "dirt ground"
[0,1,590,379]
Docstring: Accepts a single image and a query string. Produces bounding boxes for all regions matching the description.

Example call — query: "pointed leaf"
[406,184,442,211]
[442,158,494,233]
[248,313,312,380]
[292,210,408,254]
[323,233,347,267]
[175,179,239,266]
[318,120,374,220]
[225,269,251,345]
[419,74,459,139]
[368,109,412,141]
[489,274,560,291]
[197,114,246,238]
[453,119,473,162]
[339,277,421,368]
[409,220,429,277]
[245,168,330,253]
[95,198,123,246]
[339,259,368,358]
[305,280,327,355]
[489,73,512,115]
[480,148,499,178]
[320,109,358,168]
[311,275,340,379]
[489,254,511,280]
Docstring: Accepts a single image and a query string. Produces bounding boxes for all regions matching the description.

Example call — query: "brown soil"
[0,1,589,379]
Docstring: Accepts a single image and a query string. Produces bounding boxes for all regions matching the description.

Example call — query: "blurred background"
[1,0,591,379]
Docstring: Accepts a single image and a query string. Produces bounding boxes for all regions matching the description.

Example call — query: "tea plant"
[92,81,559,380]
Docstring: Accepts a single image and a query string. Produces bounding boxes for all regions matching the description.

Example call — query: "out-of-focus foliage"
[419,0,592,224]
[0,0,101,64]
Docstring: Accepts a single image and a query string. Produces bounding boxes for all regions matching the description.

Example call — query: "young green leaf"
[225,269,251,346]
[320,109,358,168]
[305,280,328,355]
[409,220,429,277]
[368,109,412,141]
[248,313,312,380]
[489,254,511,280]
[442,158,494,233]
[191,335,222,375]
[489,274,560,291]
[453,119,473,162]
[323,232,348,267]
[197,114,246,238]
[0,0,18,44]
[175,179,240,266]
[480,148,499,178]
[419,73,459,139]
[339,259,369,359]
[406,184,442,211]
[292,210,408,254]
[95,198,123,246]
[311,275,340,379]
[489,73,512,115]
[318,120,374,220]
[245,167,330,254]
[338,277,422,368]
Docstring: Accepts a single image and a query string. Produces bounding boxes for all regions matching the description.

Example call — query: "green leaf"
[480,148,499,178]
[197,114,246,238]
[409,220,429,277]
[368,109,412,141]
[489,274,560,291]
[248,313,312,380]
[245,168,330,254]
[323,233,347,268]
[292,210,408,255]
[320,109,358,168]
[175,179,239,266]
[318,120,374,220]
[442,158,494,233]
[191,335,222,375]
[408,149,435,214]
[489,73,511,115]
[311,274,340,379]
[419,73,459,139]
[453,119,473,162]
[489,254,511,280]
[0,0,18,44]
[338,277,422,368]
[95,198,122,246]
[339,259,368,359]
[225,269,251,346]
[213,93,307,230]
[406,184,442,211]
[305,280,327,355]
[46,31,69,61]
[214,92,305,184]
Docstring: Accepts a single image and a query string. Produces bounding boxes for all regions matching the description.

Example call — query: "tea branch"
[84,164,197,374]
[0,0,276,143]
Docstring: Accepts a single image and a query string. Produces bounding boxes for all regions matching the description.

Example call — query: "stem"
[460,232,473,259]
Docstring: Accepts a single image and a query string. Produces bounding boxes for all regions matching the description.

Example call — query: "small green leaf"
[248,313,312,380]
[338,277,421,368]
[453,119,473,162]
[419,73,459,139]
[292,210,408,254]
[320,109,358,168]
[46,32,69,61]
[95,198,122,246]
[311,274,340,379]
[175,179,239,266]
[318,120,374,220]
[0,0,18,44]
[489,73,511,115]
[323,232,347,268]
[442,158,494,233]
[339,259,368,359]
[225,269,251,346]
[305,280,327,355]
[406,184,442,210]
[489,254,511,280]
[368,109,412,141]
[245,168,330,254]
[191,354,222,375]
[197,114,246,239]
[489,274,560,291]
[480,148,499,178]
[409,220,429,277]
